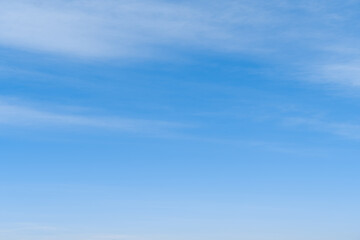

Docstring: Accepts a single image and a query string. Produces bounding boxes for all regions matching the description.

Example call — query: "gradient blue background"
[0,1,360,239]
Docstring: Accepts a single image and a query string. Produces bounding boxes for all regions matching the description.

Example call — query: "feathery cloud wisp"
[284,117,360,140]
[0,99,184,134]
[0,0,272,58]
[2,0,360,90]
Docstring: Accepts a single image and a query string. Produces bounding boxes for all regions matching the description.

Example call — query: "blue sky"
[1,0,360,239]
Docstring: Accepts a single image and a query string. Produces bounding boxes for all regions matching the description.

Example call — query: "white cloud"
[0,99,185,134]
[0,222,146,240]
[322,64,360,86]
[0,0,272,58]
[284,117,360,140]
[92,235,142,240]
[0,223,59,233]
[2,0,360,90]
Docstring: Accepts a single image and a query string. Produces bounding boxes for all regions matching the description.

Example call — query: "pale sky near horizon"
[1,1,360,240]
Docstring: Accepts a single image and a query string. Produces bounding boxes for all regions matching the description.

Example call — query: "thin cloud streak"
[0,100,185,134]
[0,222,146,240]
[284,117,360,140]
[1,0,360,89]
[0,0,272,58]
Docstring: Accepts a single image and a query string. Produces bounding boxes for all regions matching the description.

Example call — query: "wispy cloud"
[0,225,142,240]
[284,117,360,140]
[92,235,142,240]
[0,0,273,58]
[0,223,59,234]
[1,0,360,89]
[0,99,185,134]
[315,60,360,87]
